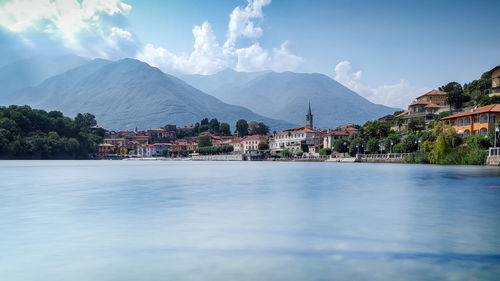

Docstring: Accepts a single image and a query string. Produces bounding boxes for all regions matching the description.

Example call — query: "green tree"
[407,117,426,134]
[209,118,220,134]
[200,118,209,126]
[300,141,309,153]
[236,119,249,137]
[333,139,349,154]
[319,147,332,156]
[281,148,291,158]
[258,141,269,151]
[219,122,231,136]
[366,138,380,154]
[197,135,212,147]
[440,82,465,110]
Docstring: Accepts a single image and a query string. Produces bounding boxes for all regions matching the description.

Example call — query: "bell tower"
[306,102,313,129]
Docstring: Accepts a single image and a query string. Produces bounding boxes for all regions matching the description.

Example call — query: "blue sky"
[0,0,499,107]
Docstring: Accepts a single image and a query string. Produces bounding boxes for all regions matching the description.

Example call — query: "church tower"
[306,102,313,129]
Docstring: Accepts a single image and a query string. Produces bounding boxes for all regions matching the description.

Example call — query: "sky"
[0,0,499,108]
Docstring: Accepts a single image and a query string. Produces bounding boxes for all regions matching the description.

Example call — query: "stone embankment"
[191,154,243,161]
[357,153,409,164]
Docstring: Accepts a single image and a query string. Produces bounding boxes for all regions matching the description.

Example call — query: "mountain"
[10,58,295,131]
[181,70,400,129]
[0,55,89,96]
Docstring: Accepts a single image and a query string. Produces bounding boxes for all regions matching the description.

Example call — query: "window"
[480,128,488,135]
[490,115,496,123]
[480,115,488,124]
[464,117,471,125]
[458,119,463,126]
[464,129,471,137]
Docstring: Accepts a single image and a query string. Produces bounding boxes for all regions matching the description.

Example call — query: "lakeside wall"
[192,154,244,161]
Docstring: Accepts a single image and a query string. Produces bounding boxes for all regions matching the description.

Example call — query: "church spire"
[306,101,313,129]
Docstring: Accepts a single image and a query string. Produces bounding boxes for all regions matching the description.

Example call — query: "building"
[397,89,448,122]
[306,102,313,129]
[231,138,243,153]
[147,128,175,144]
[489,65,500,97]
[442,104,500,136]
[270,103,322,154]
[242,135,268,154]
[415,89,447,106]
[323,130,349,149]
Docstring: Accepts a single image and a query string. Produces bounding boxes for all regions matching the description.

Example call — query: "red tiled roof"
[396,110,410,117]
[243,135,268,141]
[442,104,500,120]
[416,89,447,99]
[276,126,320,136]
[424,103,441,108]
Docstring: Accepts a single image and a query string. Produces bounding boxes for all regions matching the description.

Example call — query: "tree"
[440,82,465,110]
[248,121,269,135]
[219,122,231,136]
[333,139,349,153]
[197,135,212,147]
[209,118,220,134]
[366,138,380,154]
[200,118,209,126]
[235,119,249,137]
[401,134,418,153]
[281,148,291,158]
[407,117,426,134]
[319,147,332,156]
[295,149,303,157]
[258,141,269,151]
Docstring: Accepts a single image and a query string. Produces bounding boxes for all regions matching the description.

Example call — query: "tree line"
[0,105,104,159]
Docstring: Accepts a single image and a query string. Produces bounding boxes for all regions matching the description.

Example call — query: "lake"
[1,160,500,280]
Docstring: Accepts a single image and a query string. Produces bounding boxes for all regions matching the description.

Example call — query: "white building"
[270,126,322,154]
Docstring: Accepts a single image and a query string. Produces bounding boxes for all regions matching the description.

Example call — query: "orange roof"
[243,134,268,141]
[424,103,441,108]
[276,126,320,136]
[396,110,410,117]
[326,130,349,136]
[416,89,447,99]
[442,104,500,120]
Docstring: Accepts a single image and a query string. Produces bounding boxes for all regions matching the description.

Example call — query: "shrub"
[319,147,332,156]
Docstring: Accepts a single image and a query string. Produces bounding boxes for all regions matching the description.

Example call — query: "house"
[242,135,268,154]
[271,126,322,154]
[441,104,500,136]
[152,143,172,155]
[147,128,176,144]
[97,143,115,156]
[378,114,394,122]
[489,65,500,97]
[231,138,243,153]
[270,103,322,154]
[415,89,447,106]
[136,144,155,158]
[323,130,349,149]
[398,90,448,122]
[103,138,126,147]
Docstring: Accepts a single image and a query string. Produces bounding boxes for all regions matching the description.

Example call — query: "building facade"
[489,66,500,97]
[442,104,500,136]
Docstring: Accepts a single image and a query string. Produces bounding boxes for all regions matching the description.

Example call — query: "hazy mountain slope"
[178,68,269,94]
[0,55,88,97]
[183,70,399,129]
[13,59,295,131]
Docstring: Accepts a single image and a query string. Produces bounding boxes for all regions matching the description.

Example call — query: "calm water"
[1,161,500,281]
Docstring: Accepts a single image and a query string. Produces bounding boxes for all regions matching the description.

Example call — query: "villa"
[442,104,500,136]
[489,65,500,97]
[270,103,322,154]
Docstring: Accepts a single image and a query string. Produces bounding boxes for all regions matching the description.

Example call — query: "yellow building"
[442,104,500,136]
[415,89,447,106]
[489,65,500,97]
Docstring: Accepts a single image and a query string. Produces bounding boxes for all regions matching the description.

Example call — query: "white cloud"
[224,0,271,49]
[334,61,429,108]
[137,0,302,75]
[0,0,135,58]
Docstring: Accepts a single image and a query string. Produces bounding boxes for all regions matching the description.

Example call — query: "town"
[98,65,500,165]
